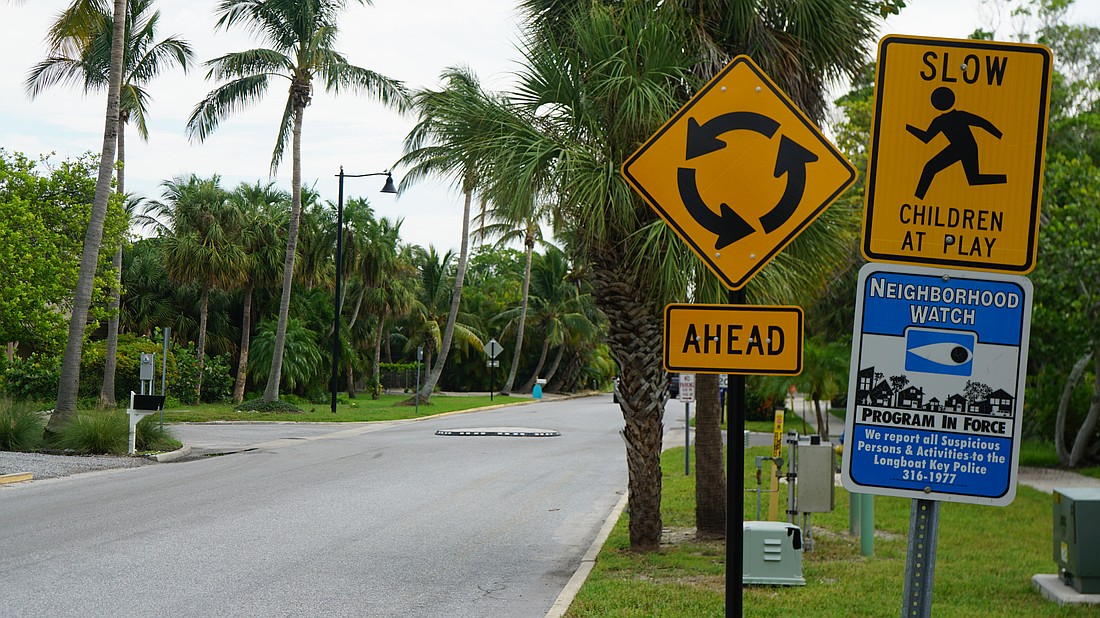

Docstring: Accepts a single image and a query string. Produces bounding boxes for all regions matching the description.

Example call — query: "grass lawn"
[566,445,1095,617]
[159,393,521,423]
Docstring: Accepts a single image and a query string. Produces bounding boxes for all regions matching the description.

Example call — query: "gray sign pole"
[685,402,691,476]
[902,498,940,617]
[161,327,170,428]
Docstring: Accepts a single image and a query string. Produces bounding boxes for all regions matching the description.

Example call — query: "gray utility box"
[1053,487,1100,593]
[743,521,805,586]
[798,442,835,513]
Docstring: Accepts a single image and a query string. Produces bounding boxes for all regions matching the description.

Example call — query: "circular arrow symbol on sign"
[678,113,818,249]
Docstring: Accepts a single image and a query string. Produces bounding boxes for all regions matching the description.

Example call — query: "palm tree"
[506,247,593,392]
[147,175,245,401]
[405,246,480,388]
[42,0,126,428]
[227,181,289,403]
[397,66,511,403]
[483,0,886,550]
[187,0,407,403]
[474,201,548,395]
[27,0,193,409]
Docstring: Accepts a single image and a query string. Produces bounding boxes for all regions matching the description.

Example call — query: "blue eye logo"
[905,328,976,376]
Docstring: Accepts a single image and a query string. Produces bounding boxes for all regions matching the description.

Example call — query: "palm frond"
[186,74,271,143]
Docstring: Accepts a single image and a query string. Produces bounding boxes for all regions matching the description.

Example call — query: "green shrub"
[1,353,60,401]
[136,416,180,452]
[80,334,178,404]
[172,343,233,404]
[234,398,303,413]
[0,398,46,451]
[51,410,128,454]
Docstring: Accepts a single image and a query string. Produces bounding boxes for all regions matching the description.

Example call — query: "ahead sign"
[862,35,1052,273]
[623,55,856,289]
[664,304,803,375]
[841,263,1032,506]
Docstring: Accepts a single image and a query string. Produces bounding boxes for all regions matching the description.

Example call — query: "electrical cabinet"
[743,521,805,586]
[1053,487,1100,594]
[798,442,835,513]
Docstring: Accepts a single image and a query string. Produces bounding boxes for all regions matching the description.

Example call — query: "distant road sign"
[862,35,1052,273]
[483,338,503,359]
[841,263,1033,506]
[623,55,856,289]
[664,304,803,375]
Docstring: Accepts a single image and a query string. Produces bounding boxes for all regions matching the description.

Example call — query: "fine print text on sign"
[862,35,1052,273]
[841,263,1032,506]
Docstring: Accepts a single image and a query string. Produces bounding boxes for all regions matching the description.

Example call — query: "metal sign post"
[902,499,940,617]
[483,338,503,400]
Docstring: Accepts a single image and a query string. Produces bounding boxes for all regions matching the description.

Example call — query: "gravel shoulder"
[0,451,153,481]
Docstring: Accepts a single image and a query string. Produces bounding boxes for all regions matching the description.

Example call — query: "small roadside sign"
[483,338,503,359]
[840,263,1032,506]
[679,373,696,402]
[664,304,803,375]
[862,35,1052,273]
[623,55,856,289]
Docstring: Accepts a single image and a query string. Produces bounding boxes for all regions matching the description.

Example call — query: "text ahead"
[664,304,803,375]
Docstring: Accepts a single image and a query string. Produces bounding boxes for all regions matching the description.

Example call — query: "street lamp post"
[332,166,398,414]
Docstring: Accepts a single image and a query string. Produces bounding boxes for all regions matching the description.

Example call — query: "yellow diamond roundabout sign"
[622,55,857,290]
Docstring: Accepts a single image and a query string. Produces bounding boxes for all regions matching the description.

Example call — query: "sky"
[1,0,1097,253]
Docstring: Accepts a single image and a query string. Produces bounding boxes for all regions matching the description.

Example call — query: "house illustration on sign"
[853,366,1014,418]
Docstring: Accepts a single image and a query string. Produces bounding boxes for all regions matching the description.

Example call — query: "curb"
[152,444,192,462]
[545,490,629,618]
[0,472,33,485]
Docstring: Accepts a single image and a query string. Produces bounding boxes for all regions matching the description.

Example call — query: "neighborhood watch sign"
[841,263,1032,506]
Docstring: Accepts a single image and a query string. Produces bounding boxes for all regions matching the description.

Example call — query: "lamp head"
[381,173,398,194]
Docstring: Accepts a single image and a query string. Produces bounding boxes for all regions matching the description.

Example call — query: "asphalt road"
[0,395,629,617]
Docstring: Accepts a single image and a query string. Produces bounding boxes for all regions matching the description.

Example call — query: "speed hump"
[664,304,803,375]
[623,55,857,290]
[862,35,1052,273]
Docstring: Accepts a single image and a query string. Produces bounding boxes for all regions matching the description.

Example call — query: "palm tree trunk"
[594,261,665,551]
[417,183,472,401]
[1056,353,1091,465]
[501,233,534,394]
[99,115,127,409]
[541,341,566,386]
[196,286,209,401]
[1069,350,1100,466]
[51,0,126,429]
[695,372,726,538]
[346,364,357,399]
[232,284,254,403]
[372,309,388,399]
[263,103,305,402]
[520,336,551,393]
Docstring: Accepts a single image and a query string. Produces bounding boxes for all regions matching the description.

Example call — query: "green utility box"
[1053,487,1100,594]
[743,521,805,586]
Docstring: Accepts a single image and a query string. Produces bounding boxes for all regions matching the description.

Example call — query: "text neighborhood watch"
[869,278,1022,308]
